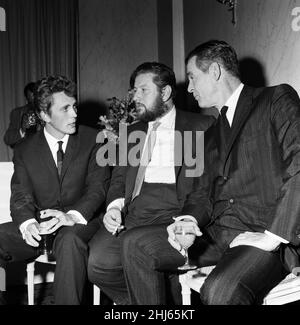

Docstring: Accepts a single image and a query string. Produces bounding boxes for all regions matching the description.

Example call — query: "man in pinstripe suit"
[124,40,300,304]
[166,40,300,304]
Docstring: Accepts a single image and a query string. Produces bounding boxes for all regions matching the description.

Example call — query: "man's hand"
[39,209,77,233]
[24,222,41,247]
[167,220,202,252]
[103,208,124,234]
[229,231,281,251]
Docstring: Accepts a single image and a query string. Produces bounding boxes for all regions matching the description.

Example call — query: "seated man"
[88,62,214,304]
[0,75,110,305]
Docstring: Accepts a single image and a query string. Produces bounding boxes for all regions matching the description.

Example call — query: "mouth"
[68,122,76,128]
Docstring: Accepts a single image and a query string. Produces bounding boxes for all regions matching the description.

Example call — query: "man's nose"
[70,107,77,117]
[133,90,141,102]
[187,81,193,93]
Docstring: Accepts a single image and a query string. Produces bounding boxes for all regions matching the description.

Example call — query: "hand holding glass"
[38,217,57,257]
[174,224,197,270]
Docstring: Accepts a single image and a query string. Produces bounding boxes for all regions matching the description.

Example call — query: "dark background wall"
[77,0,174,128]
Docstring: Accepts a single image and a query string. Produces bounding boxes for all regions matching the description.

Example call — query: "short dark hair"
[35,75,77,115]
[186,40,240,79]
[130,62,176,100]
[24,82,36,99]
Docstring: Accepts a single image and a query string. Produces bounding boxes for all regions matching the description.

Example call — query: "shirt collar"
[43,127,69,150]
[222,83,244,126]
[148,106,176,130]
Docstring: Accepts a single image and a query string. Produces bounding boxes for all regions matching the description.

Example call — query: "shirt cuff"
[19,218,37,239]
[264,230,289,244]
[107,198,125,212]
[173,215,198,224]
[67,210,87,225]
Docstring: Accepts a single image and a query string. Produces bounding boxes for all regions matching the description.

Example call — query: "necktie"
[56,140,64,177]
[131,121,160,200]
[219,105,231,141]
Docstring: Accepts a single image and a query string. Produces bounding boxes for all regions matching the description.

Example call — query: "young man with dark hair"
[0,75,110,304]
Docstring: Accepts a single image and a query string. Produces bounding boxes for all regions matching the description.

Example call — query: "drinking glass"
[38,217,56,258]
[174,224,197,270]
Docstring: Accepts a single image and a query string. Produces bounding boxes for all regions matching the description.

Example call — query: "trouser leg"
[121,224,184,305]
[88,226,129,305]
[52,218,100,305]
[200,245,288,305]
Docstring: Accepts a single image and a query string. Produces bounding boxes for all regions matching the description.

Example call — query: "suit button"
[223,176,228,181]
[229,199,234,204]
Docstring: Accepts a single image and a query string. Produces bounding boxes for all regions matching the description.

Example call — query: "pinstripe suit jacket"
[182,84,300,272]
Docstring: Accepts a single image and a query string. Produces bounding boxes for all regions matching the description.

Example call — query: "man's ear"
[209,62,221,81]
[40,111,50,123]
[161,85,172,102]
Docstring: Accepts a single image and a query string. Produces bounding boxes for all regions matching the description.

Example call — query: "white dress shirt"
[107,107,177,212]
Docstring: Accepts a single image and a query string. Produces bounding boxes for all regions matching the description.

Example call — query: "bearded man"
[87,62,214,304]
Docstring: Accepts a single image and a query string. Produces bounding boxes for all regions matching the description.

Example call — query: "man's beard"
[135,94,169,123]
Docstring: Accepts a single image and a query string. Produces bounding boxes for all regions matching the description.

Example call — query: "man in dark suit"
[4,82,41,148]
[124,40,300,305]
[0,75,110,304]
[88,62,214,304]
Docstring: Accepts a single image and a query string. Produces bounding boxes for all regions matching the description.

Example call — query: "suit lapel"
[223,86,255,171]
[174,109,185,179]
[37,131,60,182]
[60,133,80,182]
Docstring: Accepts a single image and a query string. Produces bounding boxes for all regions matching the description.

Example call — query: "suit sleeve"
[10,147,37,228]
[70,143,111,222]
[268,84,300,245]
[105,164,127,207]
[180,128,214,227]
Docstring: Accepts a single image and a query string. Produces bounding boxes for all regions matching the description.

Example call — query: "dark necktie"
[131,121,161,200]
[219,105,231,141]
[56,140,64,177]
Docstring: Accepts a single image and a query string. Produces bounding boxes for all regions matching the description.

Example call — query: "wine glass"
[174,224,197,270]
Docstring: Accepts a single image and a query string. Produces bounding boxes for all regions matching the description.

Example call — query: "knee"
[88,253,121,286]
[88,242,122,285]
[200,276,255,305]
[54,228,86,255]
[121,228,158,269]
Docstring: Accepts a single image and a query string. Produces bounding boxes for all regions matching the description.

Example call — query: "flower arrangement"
[98,90,137,143]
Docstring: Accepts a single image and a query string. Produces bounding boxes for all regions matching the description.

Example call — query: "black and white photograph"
[1,0,300,311]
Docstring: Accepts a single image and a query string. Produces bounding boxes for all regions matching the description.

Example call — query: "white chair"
[26,255,56,305]
[179,265,300,305]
